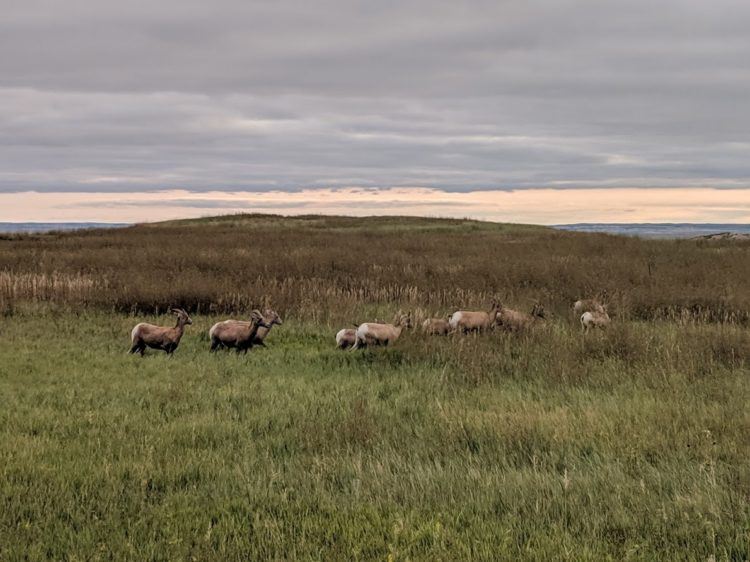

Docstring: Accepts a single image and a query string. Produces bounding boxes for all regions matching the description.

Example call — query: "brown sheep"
[251,309,283,347]
[449,300,499,333]
[209,310,270,353]
[496,303,547,332]
[351,312,412,349]
[129,308,192,356]
[422,317,451,335]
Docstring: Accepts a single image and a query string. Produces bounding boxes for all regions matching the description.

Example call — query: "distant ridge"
[0,222,130,233]
[554,223,750,239]
[693,232,750,241]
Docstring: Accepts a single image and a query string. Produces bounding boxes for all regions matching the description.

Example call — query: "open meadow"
[1,215,749,560]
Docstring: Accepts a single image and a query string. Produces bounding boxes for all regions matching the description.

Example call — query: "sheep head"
[264,308,283,326]
[171,308,192,325]
[250,309,272,329]
[393,311,412,329]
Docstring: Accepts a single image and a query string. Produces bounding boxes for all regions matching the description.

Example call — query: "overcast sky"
[3,0,750,222]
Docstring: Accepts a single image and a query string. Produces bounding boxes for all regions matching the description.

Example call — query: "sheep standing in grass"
[351,312,412,349]
[573,298,606,317]
[129,308,192,356]
[252,309,283,347]
[449,300,499,333]
[580,310,611,332]
[496,303,547,332]
[422,316,451,335]
[336,328,357,349]
[209,310,270,353]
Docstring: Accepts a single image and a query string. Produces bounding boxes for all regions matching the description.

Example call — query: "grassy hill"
[0,215,748,560]
[1,213,748,322]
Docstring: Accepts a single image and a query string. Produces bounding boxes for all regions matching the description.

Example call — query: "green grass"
[1,308,748,560]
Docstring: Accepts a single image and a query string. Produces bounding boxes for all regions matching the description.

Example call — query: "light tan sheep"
[209,310,270,353]
[580,310,611,332]
[129,308,192,356]
[252,309,283,347]
[496,303,547,332]
[335,328,357,349]
[422,316,451,335]
[449,300,499,333]
[351,312,412,349]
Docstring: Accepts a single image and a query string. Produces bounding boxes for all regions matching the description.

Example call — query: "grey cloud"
[1,0,749,194]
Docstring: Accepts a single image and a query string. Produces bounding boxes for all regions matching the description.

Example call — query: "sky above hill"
[3,0,749,223]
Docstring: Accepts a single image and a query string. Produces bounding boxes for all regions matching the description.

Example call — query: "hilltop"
[1,213,749,324]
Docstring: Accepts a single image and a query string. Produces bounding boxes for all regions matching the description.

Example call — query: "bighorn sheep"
[449,300,500,333]
[336,328,357,349]
[580,310,611,332]
[129,308,192,356]
[252,309,283,347]
[496,303,547,332]
[573,298,606,317]
[351,312,412,349]
[422,317,451,335]
[209,310,271,353]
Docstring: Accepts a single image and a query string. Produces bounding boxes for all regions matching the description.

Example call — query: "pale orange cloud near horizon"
[4,187,750,225]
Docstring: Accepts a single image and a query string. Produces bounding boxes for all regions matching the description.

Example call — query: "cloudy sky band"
[3,0,749,221]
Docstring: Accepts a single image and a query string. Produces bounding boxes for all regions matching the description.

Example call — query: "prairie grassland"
[0,215,749,560]
[0,214,748,324]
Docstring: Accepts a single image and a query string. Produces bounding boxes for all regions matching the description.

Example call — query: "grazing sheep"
[449,300,500,333]
[496,303,547,332]
[580,310,611,332]
[129,308,192,356]
[351,312,412,349]
[252,308,283,347]
[336,328,357,349]
[573,298,606,317]
[422,317,451,335]
[209,310,270,353]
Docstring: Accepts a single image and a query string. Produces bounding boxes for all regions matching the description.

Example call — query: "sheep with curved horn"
[496,302,547,332]
[129,308,192,356]
[209,310,271,354]
[448,300,500,333]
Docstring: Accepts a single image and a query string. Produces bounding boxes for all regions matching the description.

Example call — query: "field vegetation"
[0,215,748,560]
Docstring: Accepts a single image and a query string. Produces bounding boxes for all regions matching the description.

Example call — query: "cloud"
[1,0,749,198]
[2,188,749,224]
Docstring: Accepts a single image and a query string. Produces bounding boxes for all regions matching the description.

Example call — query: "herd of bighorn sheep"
[129,299,610,356]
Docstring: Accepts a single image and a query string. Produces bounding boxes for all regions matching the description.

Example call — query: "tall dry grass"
[1,214,748,324]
